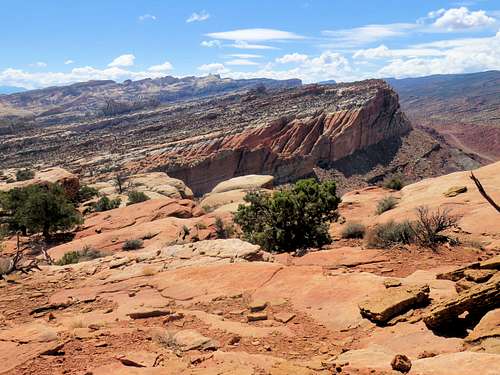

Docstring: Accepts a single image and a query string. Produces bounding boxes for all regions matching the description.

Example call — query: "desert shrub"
[234,179,340,253]
[341,222,366,239]
[0,184,82,239]
[412,206,458,248]
[93,196,121,212]
[376,196,398,215]
[56,245,103,266]
[214,217,235,239]
[383,176,404,191]
[366,220,415,248]
[76,185,99,203]
[122,239,143,251]
[194,222,207,230]
[181,225,191,240]
[15,168,35,181]
[127,191,150,206]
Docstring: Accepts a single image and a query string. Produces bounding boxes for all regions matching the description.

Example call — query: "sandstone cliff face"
[141,81,411,195]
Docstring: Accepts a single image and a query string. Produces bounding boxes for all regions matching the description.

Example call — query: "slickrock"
[424,274,500,330]
[359,284,430,324]
[211,175,274,194]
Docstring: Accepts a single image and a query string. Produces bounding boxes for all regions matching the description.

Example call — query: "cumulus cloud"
[64,59,75,65]
[147,61,173,72]
[197,63,229,74]
[201,40,222,48]
[138,14,157,21]
[378,31,500,78]
[275,53,309,64]
[108,54,135,67]
[429,7,495,30]
[206,28,303,42]
[186,10,210,23]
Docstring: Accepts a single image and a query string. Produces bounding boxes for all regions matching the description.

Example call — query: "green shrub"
[76,185,99,203]
[214,217,235,239]
[56,245,103,266]
[93,196,121,212]
[341,222,366,239]
[383,176,404,191]
[412,206,458,248]
[122,239,143,251]
[234,179,340,253]
[15,169,35,181]
[366,220,415,248]
[0,183,82,239]
[127,191,150,206]
[376,196,398,215]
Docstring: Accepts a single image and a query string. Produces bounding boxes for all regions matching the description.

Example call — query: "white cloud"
[229,41,278,50]
[206,28,303,42]
[276,53,309,64]
[429,7,495,30]
[378,31,500,78]
[138,14,157,21]
[227,54,263,59]
[201,40,222,48]
[322,23,416,47]
[147,61,173,72]
[108,54,135,67]
[64,59,74,65]
[197,63,229,74]
[225,59,259,66]
[353,44,445,60]
[0,66,169,90]
[186,10,210,23]
[30,61,47,68]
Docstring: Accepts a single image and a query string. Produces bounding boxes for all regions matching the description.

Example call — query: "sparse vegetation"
[194,222,207,230]
[383,176,404,191]
[341,222,366,239]
[15,168,35,181]
[0,184,82,239]
[56,245,103,265]
[234,179,340,253]
[76,185,99,203]
[122,239,143,251]
[366,220,415,248]
[93,196,121,212]
[127,191,150,206]
[412,206,458,248]
[214,217,235,239]
[376,196,398,215]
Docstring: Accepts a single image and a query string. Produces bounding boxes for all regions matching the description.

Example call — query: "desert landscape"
[1,1,500,374]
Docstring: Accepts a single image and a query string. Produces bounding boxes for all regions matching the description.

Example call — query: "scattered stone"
[127,308,171,319]
[247,312,268,322]
[274,312,296,323]
[455,278,476,293]
[391,354,412,373]
[116,352,159,367]
[163,312,184,323]
[249,300,268,312]
[94,341,108,347]
[383,279,402,288]
[359,284,430,324]
[464,269,496,283]
[173,330,218,351]
[227,335,241,345]
[443,186,467,197]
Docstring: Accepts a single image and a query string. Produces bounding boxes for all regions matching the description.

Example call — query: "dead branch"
[470,172,500,213]
[0,233,41,279]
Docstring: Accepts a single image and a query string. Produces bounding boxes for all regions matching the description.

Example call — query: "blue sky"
[1,0,499,88]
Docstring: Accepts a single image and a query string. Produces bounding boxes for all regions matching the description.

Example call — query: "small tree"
[214,217,234,239]
[76,185,99,203]
[93,196,121,212]
[0,184,82,239]
[16,168,35,181]
[127,191,150,206]
[234,179,340,253]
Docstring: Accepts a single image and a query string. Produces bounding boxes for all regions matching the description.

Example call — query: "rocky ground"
[0,162,499,374]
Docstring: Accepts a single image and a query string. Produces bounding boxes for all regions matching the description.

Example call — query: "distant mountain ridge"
[387,70,500,162]
[0,75,302,125]
[0,86,27,95]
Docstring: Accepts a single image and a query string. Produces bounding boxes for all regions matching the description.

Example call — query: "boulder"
[211,175,274,194]
[391,354,411,373]
[466,308,500,342]
[0,167,79,199]
[424,274,500,330]
[128,172,194,199]
[359,284,430,324]
[172,329,218,351]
